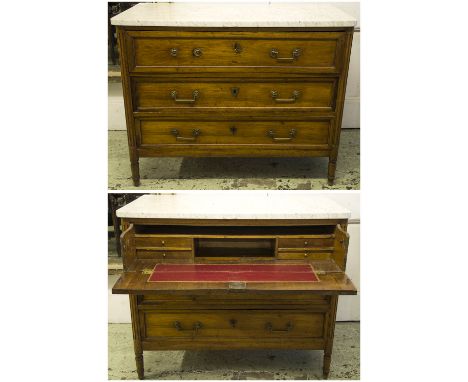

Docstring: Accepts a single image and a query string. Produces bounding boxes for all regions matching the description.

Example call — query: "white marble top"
[111,3,357,27]
[116,193,350,220]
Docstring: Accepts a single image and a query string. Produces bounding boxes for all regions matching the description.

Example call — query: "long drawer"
[132,78,337,111]
[124,31,346,73]
[142,310,325,339]
[136,119,332,146]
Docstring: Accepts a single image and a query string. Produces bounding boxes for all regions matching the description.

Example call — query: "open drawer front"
[112,260,357,295]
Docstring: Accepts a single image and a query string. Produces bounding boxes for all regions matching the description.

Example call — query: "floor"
[108,322,360,380]
[108,130,360,190]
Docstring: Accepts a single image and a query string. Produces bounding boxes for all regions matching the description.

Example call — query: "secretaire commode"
[111,3,357,186]
[112,193,357,379]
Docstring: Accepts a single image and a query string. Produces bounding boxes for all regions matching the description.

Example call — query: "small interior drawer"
[134,236,193,250]
[277,252,333,261]
[135,250,193,260]
[277,237,335,250]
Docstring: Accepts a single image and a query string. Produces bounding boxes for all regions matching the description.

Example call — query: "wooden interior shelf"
[195,238,275,258]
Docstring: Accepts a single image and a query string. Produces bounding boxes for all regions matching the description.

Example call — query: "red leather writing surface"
[147,264,319,283]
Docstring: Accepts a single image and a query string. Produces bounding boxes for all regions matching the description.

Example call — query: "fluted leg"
[131,160,140,187]
[130,295,144,379]
[323,352,331,379]
[327,158,337,186]
[135,353,144,380]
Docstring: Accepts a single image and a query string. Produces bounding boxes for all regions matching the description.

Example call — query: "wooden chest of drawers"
[111,3,356,186]
[112,193,357,379]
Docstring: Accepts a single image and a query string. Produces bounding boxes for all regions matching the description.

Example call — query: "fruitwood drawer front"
[143,310,325,339]
[136,250,193,260]
[133,79,336,111]
[137,120,332,146]
[134,235,193,250]
[277,237,335,250]
[125,31,345,73]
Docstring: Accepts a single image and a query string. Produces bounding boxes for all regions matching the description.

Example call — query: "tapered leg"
[135,353,144,380]
[323,296,339,379]
[323,352,331,379]
[327,158,337,186]
[129,295,144,379]
[131,160,140,187]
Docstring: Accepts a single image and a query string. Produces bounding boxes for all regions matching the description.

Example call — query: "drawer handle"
[192,48,203,57]
[170,48,178,57]
[170,90,200,104]
[174,321,203,332]
[271,90,300,103]
[270,48,301,62]
[171,128,201,142]
[265,322,293,332]
[267,129,296,142]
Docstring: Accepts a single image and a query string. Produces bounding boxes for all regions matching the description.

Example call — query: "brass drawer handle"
[192,48,203,57]
[170,47,178,57]
[271,90,300,103]
[173,321,203,332]
[171,128,201,142]
[267,129,296,142]
[170,90,200,104]
[270,48,301,62]
[265,322,293,332]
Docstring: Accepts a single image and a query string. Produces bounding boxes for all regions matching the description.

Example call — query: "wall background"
[108,2,360,130]
[108,191,360,322]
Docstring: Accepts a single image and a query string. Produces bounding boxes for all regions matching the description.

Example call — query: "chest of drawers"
[112,193,357,379]
[111,3,356,186]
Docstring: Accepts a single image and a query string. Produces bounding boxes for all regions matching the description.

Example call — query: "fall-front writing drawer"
[142,310,325,339]
[136,120,332,146]
[133,78,337,111]
[124,31,345,73]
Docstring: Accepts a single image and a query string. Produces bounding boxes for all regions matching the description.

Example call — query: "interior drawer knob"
[304,253,309,258]
[304,241,308,245]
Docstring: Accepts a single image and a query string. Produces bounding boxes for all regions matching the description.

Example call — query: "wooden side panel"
[333,224,350,271]
[121,224,135,271]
